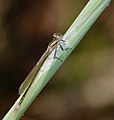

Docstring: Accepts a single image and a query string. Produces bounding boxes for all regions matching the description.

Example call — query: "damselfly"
[15,32,66,110]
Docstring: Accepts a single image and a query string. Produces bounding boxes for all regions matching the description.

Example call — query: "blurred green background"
[0,0,114,120]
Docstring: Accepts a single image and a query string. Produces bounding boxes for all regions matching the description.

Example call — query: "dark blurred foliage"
[0,0,114,120]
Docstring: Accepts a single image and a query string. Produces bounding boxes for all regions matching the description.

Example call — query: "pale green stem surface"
[3,0,111,120]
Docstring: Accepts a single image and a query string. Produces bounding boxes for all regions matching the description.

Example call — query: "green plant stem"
[3,0,111,120]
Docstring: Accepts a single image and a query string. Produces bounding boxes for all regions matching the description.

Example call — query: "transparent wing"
[19,47,50,95]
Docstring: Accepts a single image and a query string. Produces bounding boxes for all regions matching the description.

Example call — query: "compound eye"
[53,32,63,39]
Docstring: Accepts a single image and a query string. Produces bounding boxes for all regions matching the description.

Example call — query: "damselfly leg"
[53,32,69,61]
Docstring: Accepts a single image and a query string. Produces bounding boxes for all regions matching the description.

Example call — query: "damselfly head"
[53,32,63,40]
